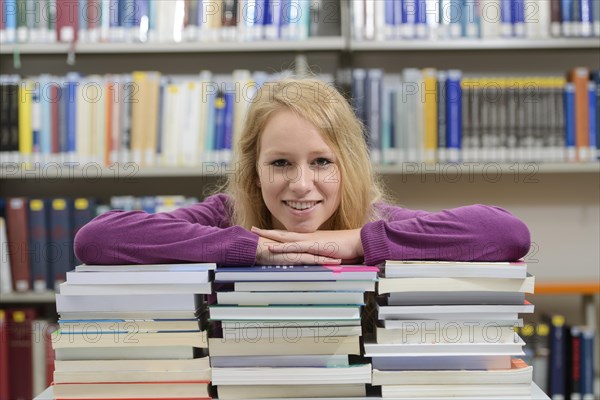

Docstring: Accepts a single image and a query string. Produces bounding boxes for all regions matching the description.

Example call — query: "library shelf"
[0,291,56,304]
[0,37,346,55]
[350,38,600,51]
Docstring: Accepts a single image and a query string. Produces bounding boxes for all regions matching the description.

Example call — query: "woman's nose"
[287,164,314,194]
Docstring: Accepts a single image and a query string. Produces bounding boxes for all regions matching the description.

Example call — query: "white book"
[58,319,201,333]
[220,319,362,329]
[52,330,208,349]
[376,325,517,344]
[383,260,527,279]
[54,358,209,372]
[65,270,209,285]
[210,354,349,368]
[371,354,513,370]
[352,0,365,40]
[54,345,197,361]
[215,265,378,282]
[378,275,535,294]
[211,364,372,385]
[208,336,361,356]
[75,263,216,272]
[216,291,365,305]
[59,282,212,295]
[365,335,526,355]
[56,293,200,312]
[221,325,362,341]
[209,305,361,320]
[234,280,375,292]
[381,383,531,398]
[377,302,535,319]
[382,319,524,329]
[58,310,197,320]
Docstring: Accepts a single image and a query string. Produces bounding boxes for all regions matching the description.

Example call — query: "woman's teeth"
[285,201,319,210]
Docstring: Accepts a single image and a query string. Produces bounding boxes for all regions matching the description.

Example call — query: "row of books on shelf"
[346,66,600,164]
[0,195,198,294]
[518,319,596,400]
[0,0,340,45]
[14,259,554,399]
[352,0,600,41]
[1,67,600,168]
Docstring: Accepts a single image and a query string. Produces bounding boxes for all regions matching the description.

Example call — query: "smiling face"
[256,109,342,233]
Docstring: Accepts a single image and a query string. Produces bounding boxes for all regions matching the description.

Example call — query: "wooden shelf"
[535,282,600,295]
[1,162,598,179]
[0,37,346,54]
[0,291,56,303]
[350,38,600,51]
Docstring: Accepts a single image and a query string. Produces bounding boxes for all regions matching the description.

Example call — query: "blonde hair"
[218,77,388,230]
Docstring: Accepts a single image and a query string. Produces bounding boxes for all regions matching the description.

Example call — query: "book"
[383,260,527,279]
[377,275,535,294]
[234,280,375,292]
[51,330,208,349]
[58,282,213,295]
[377,301,535,320]
[65,269,210,285]
[75,262,217,272]
[52,381,210,399]
[55,293,202,312]
[54,345,199,361]
[211,363,372,385]
[53,368,211,384]
[216,384,365,399]
[209,305,361,320]
[387,291,525,305]
[364,336,526,356]
[372,358,532,385]
[380,383,531,398]
[209,355,349,368]
[215,265,379,282]
[375,325,517,344]
[58,319,201,333]
[216,291,365,305]
[208,336,361,356]
[371,354,513,370]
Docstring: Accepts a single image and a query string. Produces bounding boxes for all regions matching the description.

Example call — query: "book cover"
[7,197,31,292]
[28,198,49,292]
[8,308,36,400]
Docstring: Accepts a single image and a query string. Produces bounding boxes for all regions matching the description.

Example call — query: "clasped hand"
[252,227,364,265]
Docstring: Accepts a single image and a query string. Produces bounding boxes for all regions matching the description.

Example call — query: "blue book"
[134,0,149,41]
[48,198,74,287]
[28,199,50,291]
[402,0,416,38]
[437,71,447,161]
[385,0,395,38]
[462,0,480,38]
[4,0,17,43]
[562,0,573,35]
[445,70,462,162]
[64,73,79,160]
[223,90,235,162]
[79,0,88,35]
[31,89,40,155]
[394,0,403,38]
[511,0,525,36]
[548,314,567,399]
[140,196,156,213]
[581,0,593,36]
[264,0,282,39]
[500,0,513,36]
[109,0,120,32]
[415,0,427,37]
[214,92,226,160]
[448,0,462,37]
[589,81,597,159]
[205,89,217,161]
[565,83,576,161]
[591,71,600,158]
[580,328,595,400]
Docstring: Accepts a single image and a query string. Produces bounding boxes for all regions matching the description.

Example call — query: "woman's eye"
[314,158,333,167]
[271,160,289,167]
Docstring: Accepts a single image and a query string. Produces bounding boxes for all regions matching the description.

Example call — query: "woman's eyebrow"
[263,149,334,157]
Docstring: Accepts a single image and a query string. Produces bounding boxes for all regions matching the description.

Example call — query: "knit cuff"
[223,226,260,266]
[361,220,392,266]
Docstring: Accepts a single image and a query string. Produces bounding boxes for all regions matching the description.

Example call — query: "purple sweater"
[74,193,531,266]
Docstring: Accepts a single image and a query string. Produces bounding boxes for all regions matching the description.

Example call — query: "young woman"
[74,78,530,266]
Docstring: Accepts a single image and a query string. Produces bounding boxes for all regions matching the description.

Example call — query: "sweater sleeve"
[360,203,531,266]
[74,194,259,266]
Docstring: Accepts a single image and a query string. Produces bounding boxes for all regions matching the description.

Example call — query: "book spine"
[570,326,582,400]
[0,311,9,399]
[446,69,462,162]
[549,314,567,400]
[588,81,598,160]
[580,328,594,400]
[562,0,573,36]
[366,68,383,165]
[564,82,577,161]
[571,67,590,161]
[8,309,36,400]
[28,199,50,292]
[437,70,447,162]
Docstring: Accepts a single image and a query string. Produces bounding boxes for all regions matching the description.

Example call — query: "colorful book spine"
[564,82,577,161]
[445,69,462,162]
[28,198,49,292]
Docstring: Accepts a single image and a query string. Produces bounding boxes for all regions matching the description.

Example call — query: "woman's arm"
[361,204,531,266]
[74,194,259,265]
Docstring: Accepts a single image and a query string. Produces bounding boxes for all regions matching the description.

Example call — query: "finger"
[269,242,340,259]
[251,227,302,243]
[272,252,341,265]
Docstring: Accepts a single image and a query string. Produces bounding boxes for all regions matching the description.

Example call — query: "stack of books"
[51,263,215,399]
[367,260,536,398]
[208,264,378,399]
